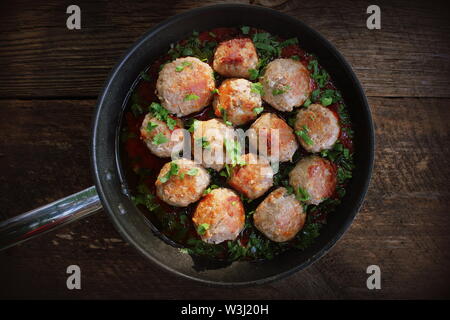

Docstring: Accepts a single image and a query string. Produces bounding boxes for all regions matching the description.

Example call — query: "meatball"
[213,38,258,79]
[192,188,245,244]
[155,158,210,207]
[253,187,306,242]
[289,156,336,205]
[156,57,215,117]
[212,78,262,126]
[294,103,340,153]
[259,58,312,112]
[248,113,299,162]
[140,113,184,158]
[228,153,274,200]
[191,118,235,171]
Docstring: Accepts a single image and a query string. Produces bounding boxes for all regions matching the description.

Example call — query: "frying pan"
[0,4,374,286]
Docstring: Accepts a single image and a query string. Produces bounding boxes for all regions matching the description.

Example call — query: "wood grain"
[0,96,448,299]
[0,0,449,98]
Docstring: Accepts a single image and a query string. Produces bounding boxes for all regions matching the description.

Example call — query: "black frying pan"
[0,4,374,286]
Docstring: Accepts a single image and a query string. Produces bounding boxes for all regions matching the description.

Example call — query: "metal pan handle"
[0,186,102,251]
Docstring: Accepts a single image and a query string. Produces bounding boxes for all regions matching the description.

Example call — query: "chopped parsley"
[195,137,211,149]
[272,85,291,96]
[148,102,178,130]
[295,187,311,202]
[203,184,219,195]
[188,119,200,133]
[308,60,329,88]
[146,121,158,132]
[175,61,192,72]
[251,82,264,95]
[219,107,233,126]
[295,125,314,146]
[166,117,177,130]
[184,93,200,101]
[248,68,259,80]
[321,96,333,106]
[168,30,217,61]
[186,168,199,176]
[240,25,250,34]
[152,132,169,145]
[253,107,264,115]
[280,37,299,47]
[303,98,312,107]
[197,223,209,236]
[131,184,159,212]
[159,162,179,183]
[224,139,245,166]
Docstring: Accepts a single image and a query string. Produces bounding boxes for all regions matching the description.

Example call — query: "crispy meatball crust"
[156,57,215,117]
[228,153,274,200]
[294,103,340,153]
[289,156,337,205]
[213,38,258,79]
[140,113,184,158]
[248,113,299,162]
[155,158,210,207]
[260,58,312,112]
[253,187,306,242]
[192,188,245,244]
[191,118,235,171]
[212,78,262,126]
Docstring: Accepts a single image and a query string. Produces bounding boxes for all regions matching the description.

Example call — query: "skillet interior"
[92,4,374,286]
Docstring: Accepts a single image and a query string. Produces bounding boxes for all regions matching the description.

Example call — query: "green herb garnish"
[186,168,199,176]
[251,82,264,95]
[253,107,264,115]
[272,85,291,96]
[295,187,311,202]
[295,125,314,146]
[248,68,259,80]
[146,121,158,132]
[175,61,192,72]
[159,162,180,183]
[197,223,210,236]
[184,93,200,101]
[241,26,250,34]
[152,132,169,145]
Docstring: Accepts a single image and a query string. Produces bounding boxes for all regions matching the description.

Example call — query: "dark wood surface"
[0,0,449,299]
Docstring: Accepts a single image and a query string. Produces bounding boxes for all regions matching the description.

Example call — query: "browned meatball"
[248,113,299,162]
[213,38,258,79]
[212,78,262,126]
[228,153,274,200]
[192,188,245,244]
[140,113,184,158]
[253,187,306,242]
[156,57,215,116]
[191,118,235,171]
[294,103,340,153]
[260,58,312,111]
[289,156,337,205]
[155,158,210,207]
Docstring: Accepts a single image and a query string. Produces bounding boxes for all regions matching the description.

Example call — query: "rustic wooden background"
[0,0,449,299]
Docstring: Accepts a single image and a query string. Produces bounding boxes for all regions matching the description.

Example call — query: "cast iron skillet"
[91,4,374,286]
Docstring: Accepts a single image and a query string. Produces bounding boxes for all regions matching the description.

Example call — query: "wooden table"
[0,0,449,299]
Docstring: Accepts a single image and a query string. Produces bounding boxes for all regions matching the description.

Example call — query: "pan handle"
[0,186,102,251]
